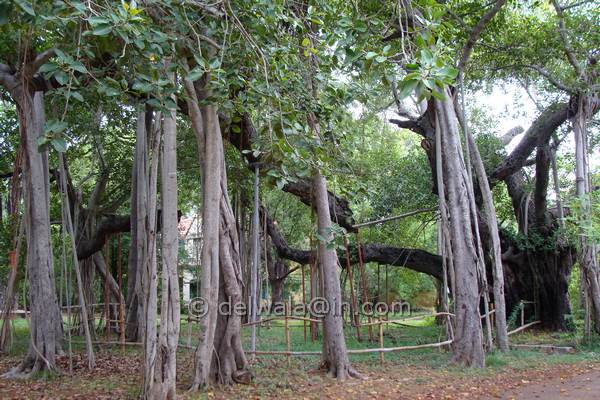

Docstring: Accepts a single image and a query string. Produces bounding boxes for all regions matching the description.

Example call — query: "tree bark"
[187,94,251,388]
[313,172,358,379]
[435,91,484,367]
[573,95,600,334]
[249,166,260,354]
[267,248,288,310]
[4,91,63,377]
[149,91,180,399]
[0,149,23,353]
[467,133,509,351]
[126,111,159,342]
[139,110,161,397]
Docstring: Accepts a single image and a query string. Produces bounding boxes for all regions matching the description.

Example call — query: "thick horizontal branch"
[77,214,131,259]
[359,244,443,280]
[262,207,442,280]
[284,180,355,231]
[492,102,570,181]
[500,126,524,145]
[389,118,424,136]
[76,210,181,259]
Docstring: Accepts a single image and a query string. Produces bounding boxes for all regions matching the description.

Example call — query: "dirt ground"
[502,367,600,400]
[0,350,598,399]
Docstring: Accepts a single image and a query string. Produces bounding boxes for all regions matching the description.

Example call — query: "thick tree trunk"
[126,111,159,342]
[264,238,289,310]
[149,94,180,399]
[188,101,251,388]
[313,172,358,380]
[269,277,284,309]
[5,91,63,377]
[501,241,573,331]
[140,110,161,398]
[532,251,572,330]
[125,114,142,341]
[572,96,600,334]
[435,92,484,367]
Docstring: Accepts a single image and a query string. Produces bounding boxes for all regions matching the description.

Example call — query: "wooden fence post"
[301,263,307,343]
[520,301,524,327]
[104,237,110,338]
[285,300,291,366]
[117,233,125,351]
[378,317,384,364]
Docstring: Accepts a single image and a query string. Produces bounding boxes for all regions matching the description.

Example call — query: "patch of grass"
[2,312,600,400]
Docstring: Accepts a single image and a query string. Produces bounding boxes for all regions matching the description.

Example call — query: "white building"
[178,214,202,303]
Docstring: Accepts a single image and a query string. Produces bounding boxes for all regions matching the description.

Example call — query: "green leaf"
[398,79,419,99]
[92,24,112,36]
[415,82,426,100]
[132,81,153,93]
[375,55,387,63]
[69,91,84,102]
[70,61,87,74]
[164,98,177,110]
[0,3,11,25]
[54,71,70,85]
[54,48,67,61]
[36,136,48,149]
[44,120,68,134]
[16,0,35,16]
[88,16,110,25]
[39,63,58,73]
[186,67,204,82]
[420,48,434,64]
[365,51,377,60]
[208,58,221,69]
[301,37,310,47]
[146,98,161,108]
[51,138,67,153]
[430,89,445,100]
[439,66,458,80]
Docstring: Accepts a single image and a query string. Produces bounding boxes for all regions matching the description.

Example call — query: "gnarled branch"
[492,102,570,181]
